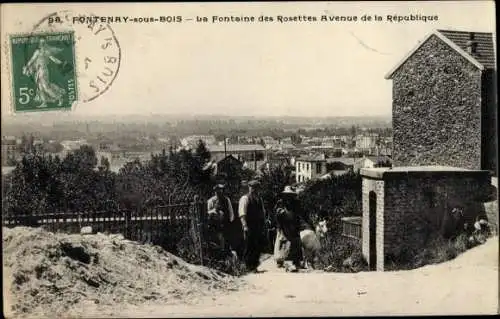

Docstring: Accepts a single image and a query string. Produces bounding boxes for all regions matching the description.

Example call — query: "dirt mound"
[3,227,241,318]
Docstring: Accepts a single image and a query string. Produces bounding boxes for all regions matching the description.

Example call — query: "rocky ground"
[3,227,498,318]
[2,227,242,319]
[76,236,500,317]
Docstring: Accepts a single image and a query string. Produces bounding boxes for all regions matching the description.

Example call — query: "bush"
[298,171,362,223]
[316,233,368,273]
[385,232,480,271]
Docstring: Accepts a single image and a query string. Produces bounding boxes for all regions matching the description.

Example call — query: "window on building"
[316,163,322,174]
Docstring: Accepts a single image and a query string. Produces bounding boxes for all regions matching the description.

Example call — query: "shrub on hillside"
[298,171,362,223]
[316,233,368,273]
[385,231,486,271]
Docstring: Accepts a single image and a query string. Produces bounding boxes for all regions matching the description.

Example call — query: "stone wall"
[383,173,491,261]
[391,35,483,170]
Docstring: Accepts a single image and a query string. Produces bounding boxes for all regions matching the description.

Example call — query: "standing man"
[239,179,267,272]
[207,183,235,255]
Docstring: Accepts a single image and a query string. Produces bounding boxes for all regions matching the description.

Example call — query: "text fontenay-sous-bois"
[48,14,439,25]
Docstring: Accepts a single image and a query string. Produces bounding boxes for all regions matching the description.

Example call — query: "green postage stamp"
[9,31,78,112]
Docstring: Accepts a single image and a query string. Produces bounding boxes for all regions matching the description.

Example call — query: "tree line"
[2,139,362,230]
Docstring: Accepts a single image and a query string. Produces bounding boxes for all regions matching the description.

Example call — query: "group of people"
[206,179,314,273]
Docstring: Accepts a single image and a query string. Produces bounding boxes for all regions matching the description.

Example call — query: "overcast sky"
[1,1,496,118]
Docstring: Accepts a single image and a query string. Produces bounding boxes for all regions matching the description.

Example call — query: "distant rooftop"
[355,155,393,164]
[361,165,490,179]
[326,157,356,165]
[208,144,266,152]
[296,155,326,162]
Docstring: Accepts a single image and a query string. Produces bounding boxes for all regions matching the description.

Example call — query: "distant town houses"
[266,143,296,152]
[293,153,394,184]
[261,136,279,146]
[181,135,217,148]
[1,136,18,166]
[353,155,393,172]
[2,130,394,181]
[295,154,327,183]
[206,144,266,163]
[59,139,90,158]
[355,134,378,150]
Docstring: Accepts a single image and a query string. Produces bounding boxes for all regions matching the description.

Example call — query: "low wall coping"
[341,216,362,224]
[361,165,491,180]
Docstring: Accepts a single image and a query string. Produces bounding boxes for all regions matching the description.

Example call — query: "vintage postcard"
[1,1,498,318]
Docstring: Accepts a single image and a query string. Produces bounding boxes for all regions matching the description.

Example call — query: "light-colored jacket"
[207,195,235,222]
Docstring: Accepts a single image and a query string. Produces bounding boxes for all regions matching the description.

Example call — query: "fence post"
[191,195,203,265]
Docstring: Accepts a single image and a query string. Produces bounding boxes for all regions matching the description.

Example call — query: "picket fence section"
[341,216,362,240]
[2,197,207,263]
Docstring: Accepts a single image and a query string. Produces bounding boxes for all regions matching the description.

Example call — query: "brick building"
[385,30,497,176]
[361,166,491,271]
[359,29,497,271]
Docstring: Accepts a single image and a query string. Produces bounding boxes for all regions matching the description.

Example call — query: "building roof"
[355,156,393,164]
[438,30,496,69]
[361,165,490,179]
[208,144,266,153]
[385,29,495,79]
[296,155,326,162]
[268,143,296,150]
[326,157,356,165]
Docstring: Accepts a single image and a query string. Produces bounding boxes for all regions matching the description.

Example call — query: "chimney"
[466,32,478,55]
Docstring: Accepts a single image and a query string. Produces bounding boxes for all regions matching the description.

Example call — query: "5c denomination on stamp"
[10,32,78,112]
[32,10,121,104]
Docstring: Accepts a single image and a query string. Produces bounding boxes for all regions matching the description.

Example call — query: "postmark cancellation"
[6,10,121,114]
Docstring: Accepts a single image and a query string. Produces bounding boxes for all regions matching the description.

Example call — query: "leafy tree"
[298,171,362,230]
[194,140,211,165]
[100,156,111,171]
[258,163,295,215]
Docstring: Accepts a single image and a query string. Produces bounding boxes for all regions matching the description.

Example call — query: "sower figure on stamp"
[207,183,236,257]
[239,179,267,273]
[22,39,66,108]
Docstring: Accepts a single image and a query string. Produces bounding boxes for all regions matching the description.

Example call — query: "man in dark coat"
[238,179,267,272]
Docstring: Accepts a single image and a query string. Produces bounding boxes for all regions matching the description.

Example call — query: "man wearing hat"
[238,179,267,272]
[207,183,235,255]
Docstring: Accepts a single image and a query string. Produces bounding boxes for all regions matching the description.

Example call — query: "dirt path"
[85,237,498,317]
